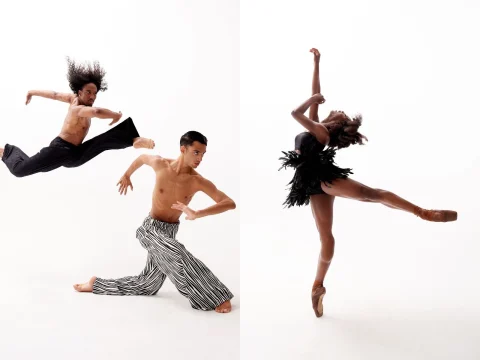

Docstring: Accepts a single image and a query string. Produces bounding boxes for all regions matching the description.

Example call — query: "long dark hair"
[66,57,108,94]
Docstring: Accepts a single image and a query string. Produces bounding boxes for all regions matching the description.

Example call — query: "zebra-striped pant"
[92,215,234,311]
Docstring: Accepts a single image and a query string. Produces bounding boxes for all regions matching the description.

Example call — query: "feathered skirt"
[279,147,353,207]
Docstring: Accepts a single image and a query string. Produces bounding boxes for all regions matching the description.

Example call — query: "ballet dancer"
[279,48,457,318]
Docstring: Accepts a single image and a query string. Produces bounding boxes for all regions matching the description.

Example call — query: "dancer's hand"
[109,111,122,126]
[117,174,133,195]
[25,92,33,105]
[310,48,321,62]
[312,93,325,104]
[171,201,198,220]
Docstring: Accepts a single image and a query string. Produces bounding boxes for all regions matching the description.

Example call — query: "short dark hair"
[180,131,208,147]
[66,57,108,94]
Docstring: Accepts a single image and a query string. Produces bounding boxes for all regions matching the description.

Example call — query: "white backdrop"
[240,1,480,359]
[0,1,239,359]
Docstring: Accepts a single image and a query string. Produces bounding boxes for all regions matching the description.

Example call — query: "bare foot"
[0,147,4,159]
[73,276,97,292]
[133,137,155,149]
[215,300,232,313]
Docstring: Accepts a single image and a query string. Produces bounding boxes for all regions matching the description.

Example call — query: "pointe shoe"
[414,207,458,222]
[311,286,326,318]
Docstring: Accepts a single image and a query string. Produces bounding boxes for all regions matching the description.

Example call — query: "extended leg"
[321,178,457,222]
[1,142,71,177]
[74,252,166,295]
[65,117,153,168]
[310,193,335,317]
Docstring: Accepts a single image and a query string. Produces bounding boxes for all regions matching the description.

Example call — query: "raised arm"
[117,155,163,195]
[172,177,236,220]
[291,94,330,145]
[26,90,75,104]
[308,48,321,122]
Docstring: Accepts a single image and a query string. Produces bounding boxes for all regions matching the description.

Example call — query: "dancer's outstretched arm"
[171,177,236,220]
[71,106,122,125]
[26,90,74,104]
[291,94,330,144]
[309,48,321,122]
[117,155,163,195]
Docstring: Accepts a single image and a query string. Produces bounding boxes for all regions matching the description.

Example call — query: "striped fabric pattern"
[93,215,234,311]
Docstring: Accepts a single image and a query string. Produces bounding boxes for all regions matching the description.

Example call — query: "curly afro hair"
[321,113,368,150]
[66,57,108,94]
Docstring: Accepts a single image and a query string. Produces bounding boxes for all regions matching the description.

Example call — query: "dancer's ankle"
[312,280,323,290]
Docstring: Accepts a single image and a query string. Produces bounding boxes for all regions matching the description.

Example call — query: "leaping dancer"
[1,58,154,178]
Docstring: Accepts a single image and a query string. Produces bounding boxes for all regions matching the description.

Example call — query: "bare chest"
[154,171,197,205]
[63,115,91,134]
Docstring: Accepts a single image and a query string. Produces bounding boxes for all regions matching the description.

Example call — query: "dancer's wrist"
[312,93,325,104]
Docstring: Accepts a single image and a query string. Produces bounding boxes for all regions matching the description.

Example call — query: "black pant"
[2,117,140,177]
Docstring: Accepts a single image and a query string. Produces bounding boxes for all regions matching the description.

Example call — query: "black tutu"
[279,147,353,207]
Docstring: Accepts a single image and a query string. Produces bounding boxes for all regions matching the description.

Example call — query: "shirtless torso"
[150,158,200,222]
[118,154,235,224]
[59,97,92,145]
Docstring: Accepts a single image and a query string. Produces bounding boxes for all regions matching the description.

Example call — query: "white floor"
[0,276,240,359]
[240,197,480,360]
[242,297,479,360]
[0,173,240,360]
